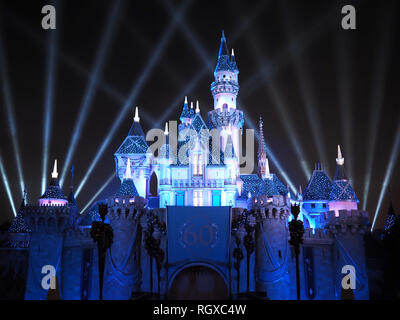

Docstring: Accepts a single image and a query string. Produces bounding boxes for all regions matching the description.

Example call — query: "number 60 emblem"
[179,223,218,248]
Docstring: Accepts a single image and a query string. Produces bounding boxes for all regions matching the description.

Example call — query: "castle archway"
[150,171,158,196]
[168,264,228,300]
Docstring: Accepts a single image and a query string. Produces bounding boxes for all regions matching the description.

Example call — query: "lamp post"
[90,203,113,300]
[289,203,304,300]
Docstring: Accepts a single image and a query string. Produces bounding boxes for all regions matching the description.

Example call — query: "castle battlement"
[317,209,370,234]
[22,206,71,233]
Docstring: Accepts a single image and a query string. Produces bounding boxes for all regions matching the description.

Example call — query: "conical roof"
[303,169,332,201]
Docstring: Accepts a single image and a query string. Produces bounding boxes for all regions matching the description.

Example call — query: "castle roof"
[239,174,262,199]
[239,173,287,199]
[8,200,31,233]
[328,145,358,202]
[215,31,236,73]
[329,180,359,202]
[115,136,149,154]
[303,169,332,201]
[115,178,139,198]
[40,177,68,200]
[180,97,191,121]
[257,177,279,197]
[384,196,396,231]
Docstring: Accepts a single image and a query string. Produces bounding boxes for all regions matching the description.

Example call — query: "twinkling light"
[0,31,25,197]
[81,173,115,214]
[75,1,192,197]
[302,169,332,201]
[371,121,400,231]
[60,0,123,188]
[0,152,16,216]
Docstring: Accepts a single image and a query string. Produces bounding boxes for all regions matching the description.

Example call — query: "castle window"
[311,203,316,208]
[323,204,327,208]
[193,154,203,176]
[193,190,203,206]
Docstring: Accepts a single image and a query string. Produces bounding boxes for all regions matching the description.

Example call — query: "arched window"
[193,154,203,177]
[150,171,158,196]
[193,190,203,206]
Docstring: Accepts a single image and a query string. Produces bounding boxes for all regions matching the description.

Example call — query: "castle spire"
[336,145,344,165]
[258,116,268,178]
[195,100,200,113]
[164,122,169,135]
[51,159,58,179]
[230,48,238,71]
[134,106,140,123]
[333,145,347,181]
[124,159,132,180]
[218,30,229,57]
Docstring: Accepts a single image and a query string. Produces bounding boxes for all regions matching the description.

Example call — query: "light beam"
[75,0,193,197]
[362,6,394,210]
[59,0,123,187]
[0,152,16,216]
[371,121,400,231]
[0,30,25,197]
[41,1,59,194]
[81,173,115,214]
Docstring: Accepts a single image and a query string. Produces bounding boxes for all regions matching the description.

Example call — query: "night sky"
[0,0,399,229]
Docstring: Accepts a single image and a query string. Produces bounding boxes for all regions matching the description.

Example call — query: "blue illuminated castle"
[0,32,371,300]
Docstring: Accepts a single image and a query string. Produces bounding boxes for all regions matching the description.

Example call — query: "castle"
[0,32,371,300]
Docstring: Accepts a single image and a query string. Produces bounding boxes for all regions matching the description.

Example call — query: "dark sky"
[0,0,399,229]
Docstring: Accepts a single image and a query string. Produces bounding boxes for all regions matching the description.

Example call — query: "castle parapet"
[318,209,369,234]
[22,205,71,233]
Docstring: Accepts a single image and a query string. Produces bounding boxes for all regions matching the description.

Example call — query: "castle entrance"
[168,266,228,300]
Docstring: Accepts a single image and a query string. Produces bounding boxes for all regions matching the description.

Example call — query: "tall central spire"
[258,116,269,178]
[218,30,229,57]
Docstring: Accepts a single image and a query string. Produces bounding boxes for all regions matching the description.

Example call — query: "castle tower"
[114,107,152,198]
[38,160,68,207]
[328,145,359,216]
[302,163,332,229]
[208,31,244,159]
[23,162,72,299]
[257,116,271,179]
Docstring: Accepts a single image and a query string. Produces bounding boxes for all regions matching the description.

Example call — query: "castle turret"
[114,107,152,198]
[302,163,332,228]
[38,160,68,207]
[208,31,244,158]
[328,145,359,216]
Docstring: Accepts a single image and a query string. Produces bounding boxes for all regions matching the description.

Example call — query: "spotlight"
[280,4,331,176]
[371,121,400,231]
[81,173,115,214]
[0,152,16,216]
[75,1,192,197]
[239,13,311,180]
[0,32,25,197]
[60,0,123,187]
[41,15,58,194]
[362,9,394,210]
